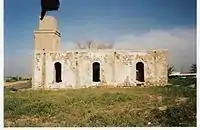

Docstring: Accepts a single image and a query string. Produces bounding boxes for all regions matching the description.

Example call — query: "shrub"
[147,100,196,126]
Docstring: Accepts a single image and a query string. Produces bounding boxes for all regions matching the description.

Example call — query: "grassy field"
[4,77,196,127]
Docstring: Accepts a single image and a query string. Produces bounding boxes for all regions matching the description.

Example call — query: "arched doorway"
[92,62,100,82]
[136,62,144,82]
[54,62,62,83]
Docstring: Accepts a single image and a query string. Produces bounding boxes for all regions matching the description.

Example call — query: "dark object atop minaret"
[40,0,60,20]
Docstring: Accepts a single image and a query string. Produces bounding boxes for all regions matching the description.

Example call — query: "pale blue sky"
[4,0,196,76]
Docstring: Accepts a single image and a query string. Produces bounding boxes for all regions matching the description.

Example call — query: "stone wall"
[32,49,168,89]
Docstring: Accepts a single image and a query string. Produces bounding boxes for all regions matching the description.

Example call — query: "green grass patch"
[4,78,196,127]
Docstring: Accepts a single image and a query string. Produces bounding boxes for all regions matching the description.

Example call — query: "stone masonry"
[32,16,168,89]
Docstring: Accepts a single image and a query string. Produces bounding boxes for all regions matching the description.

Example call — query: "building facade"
[32,16,168,89]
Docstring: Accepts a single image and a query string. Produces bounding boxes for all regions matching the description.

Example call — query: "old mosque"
[32,16,168,89]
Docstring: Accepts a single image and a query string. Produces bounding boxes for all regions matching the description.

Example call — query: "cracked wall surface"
[32,49,168,89]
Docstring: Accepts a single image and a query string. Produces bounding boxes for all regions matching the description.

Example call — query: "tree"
[75,40,93,49]
[75,40,114,49]
[97,42,114,49]
[168,65,175,77]
[190,64,196,73]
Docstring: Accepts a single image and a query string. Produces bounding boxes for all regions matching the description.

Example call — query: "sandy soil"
[4,80,29,87]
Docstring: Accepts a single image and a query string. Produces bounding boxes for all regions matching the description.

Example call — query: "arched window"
[92,62,100,82]
[136,62,144,82]
[54,62,62,83]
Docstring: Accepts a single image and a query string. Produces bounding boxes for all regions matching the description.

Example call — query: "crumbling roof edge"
[34,49,168,54]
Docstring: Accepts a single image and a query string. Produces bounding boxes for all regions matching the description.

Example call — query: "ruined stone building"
[32,16,168,89]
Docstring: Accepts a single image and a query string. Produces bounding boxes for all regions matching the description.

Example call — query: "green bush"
[148,100,196,126]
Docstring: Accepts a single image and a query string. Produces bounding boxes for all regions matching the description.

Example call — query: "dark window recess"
[54,62,62,83]
[92,62,100,82]
[136,62,144,82]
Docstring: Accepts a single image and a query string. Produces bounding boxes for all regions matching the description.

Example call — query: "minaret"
[34,16,61,52]
[32,16,61,89]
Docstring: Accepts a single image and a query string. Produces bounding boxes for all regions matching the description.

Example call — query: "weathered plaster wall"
[78,51,114,87]
[32,52,44,89]
[34,16,61,52]
[34,32,61,51]
[32,49,168,89]
[154,51,168,86]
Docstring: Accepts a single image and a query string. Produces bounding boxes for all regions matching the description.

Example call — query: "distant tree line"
[4,76,31,82]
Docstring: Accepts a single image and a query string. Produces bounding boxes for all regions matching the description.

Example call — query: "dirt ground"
[4,80,30,87]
